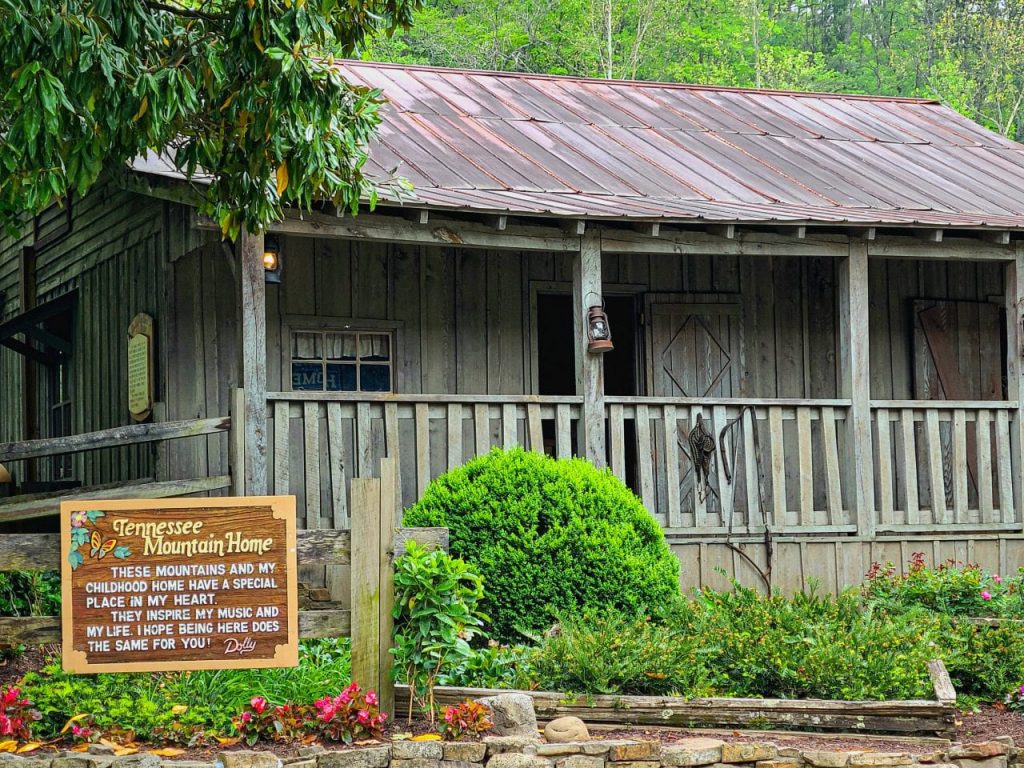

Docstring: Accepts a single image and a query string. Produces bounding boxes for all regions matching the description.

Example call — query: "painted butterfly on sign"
[89,531,118,559]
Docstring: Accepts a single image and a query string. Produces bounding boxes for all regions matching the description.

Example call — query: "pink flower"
[250,696,268,714]
[365,690,378,706]
[2,687,19,705]
[70,511,89,528]
[981,590,993,600]
[357,709,370,725]
[994,575,1004,584]
[241,712,253,724]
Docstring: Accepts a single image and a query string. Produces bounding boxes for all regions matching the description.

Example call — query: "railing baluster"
[743,408,759,531]
[356,402,373,478]
[273,401,290,497]
[713,405,733,527]
[303,402,321,530]
[952,409,968,524]
[875,408,894,527]
[925,409,947,525]
[996,410,1015,524]
[900,409,919,526]
[609,404,626,482]
[447,404,463,470]
[474,404,489,456]
[769,407,786,528]
[414,403,430,497]
[384,402,402,517]
[978,409,994,523]
[821,406,843,526]
[326,402,348,529]
[688,405,705,529]
[635,404,655,514]
[556,404,571,458]
[664,404,682,529]
[502,404,517,449]
[797,407,814,527]
[527,404,543,452]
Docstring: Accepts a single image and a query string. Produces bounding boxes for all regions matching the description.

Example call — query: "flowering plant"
[313,683,387,744]
[0,686,41,741]
[232,696,310,746]
[1006,685,1024,712]
[437,700,492,740]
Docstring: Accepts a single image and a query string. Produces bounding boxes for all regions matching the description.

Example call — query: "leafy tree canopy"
[0,0,418,237]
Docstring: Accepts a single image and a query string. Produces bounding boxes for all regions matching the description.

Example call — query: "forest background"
[368,0,1024,142]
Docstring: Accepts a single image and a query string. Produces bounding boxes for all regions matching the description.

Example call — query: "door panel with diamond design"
[645,295,741,398]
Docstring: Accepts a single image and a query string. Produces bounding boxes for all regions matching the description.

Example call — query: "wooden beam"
[913,228,944,243]
[600,227,848,258]
[1009,245,1024,526]
[984,230,1012,245]
[565,220,586,236]
[863,227,877,241]
[490,214,508,231]
[238,230,268,495]
[573,230,606,467]
[0,476,232,523]
[867,235,1014,261]
[776,225,806,239]
[707,223,736,239]
[839,239,876,536]
[0,417,230,462]
[634,222,660,237]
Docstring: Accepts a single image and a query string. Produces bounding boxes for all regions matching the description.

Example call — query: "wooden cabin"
[2,62,1024,595]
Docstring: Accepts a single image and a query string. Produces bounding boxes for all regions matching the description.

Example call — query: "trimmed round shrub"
[401,448,681,641]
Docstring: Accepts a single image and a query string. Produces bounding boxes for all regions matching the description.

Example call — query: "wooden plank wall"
[674,534,1024,595]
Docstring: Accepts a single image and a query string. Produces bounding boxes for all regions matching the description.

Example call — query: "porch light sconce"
[587,302,614,354]
[263,235,283,284]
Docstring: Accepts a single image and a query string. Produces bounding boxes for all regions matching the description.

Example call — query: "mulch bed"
[4,647,1024,759]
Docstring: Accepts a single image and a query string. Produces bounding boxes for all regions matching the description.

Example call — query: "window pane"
[292,332,321,360]
[360,364,391,392]
[326,363,357,391]
[359,334,390,361]
[292,362,324,390]
[326,332,357,361]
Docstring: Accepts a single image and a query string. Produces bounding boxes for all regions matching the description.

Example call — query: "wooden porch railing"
[266,392,582,528]
[871,401,1021,532]
[606,398,854,534]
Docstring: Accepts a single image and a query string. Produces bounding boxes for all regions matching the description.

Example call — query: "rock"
[757,761,803,768]
[318,748,392,768]
[477,695,539,738]
[544,718,589,744]
[486,755,551,768]
[848,755,914,768]
[87,749,114,758]
[112,757,160,768]
[537,747,584,758]
[611,762,661,768]
[803,753,853,768]
[554,758,604,768]
[778,751,804,760]
[721,744,777,764]
[580,743,622,757]
[298,750,326,760]
[7,760,51,768]
[218,753,279,768]
[394,744,444,761]
[609,745,659,763]
[662,739,726,767]
[443,745,488,763]
[443,762,484,768]
[949,746,1010,761]
[952,759,1008,768]
[392,759,441,768]
[52,758,103,768]
[485,738,543,756]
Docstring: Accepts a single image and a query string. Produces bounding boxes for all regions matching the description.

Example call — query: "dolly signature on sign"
[224,637,257,655]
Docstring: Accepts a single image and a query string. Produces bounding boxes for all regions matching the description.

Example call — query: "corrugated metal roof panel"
[130,61,1024,230]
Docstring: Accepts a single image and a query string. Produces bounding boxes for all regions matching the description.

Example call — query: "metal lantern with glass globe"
[587,303,613,353]
[263,236,283,284]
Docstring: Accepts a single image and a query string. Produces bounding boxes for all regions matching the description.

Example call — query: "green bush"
[0,571,60,617]
[402,448,680,641]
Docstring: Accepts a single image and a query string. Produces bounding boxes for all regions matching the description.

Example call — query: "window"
[44,307,74,480]
[290,330,393,393]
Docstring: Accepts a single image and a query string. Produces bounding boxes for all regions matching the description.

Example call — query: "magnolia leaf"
[70,744,90,753]
[276,163,289,196]
[61,714,91,734]
[132,95,148,122]
[0,742,18,754]
[16,742,43,754]
[148,748,185,757]
[170,705,188,716]
[215,737,240,746]
[410,734,442,742]
[391,732,412,740]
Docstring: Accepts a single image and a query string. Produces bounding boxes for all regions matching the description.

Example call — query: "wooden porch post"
[573,229,607,467]
[238,229,268,495]
[1008,245,1024,523]
[839,239,875,535]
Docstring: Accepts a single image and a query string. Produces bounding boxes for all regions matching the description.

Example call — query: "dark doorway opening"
[535,292,639,493]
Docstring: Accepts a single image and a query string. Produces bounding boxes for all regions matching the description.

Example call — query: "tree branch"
[143,0,225,22]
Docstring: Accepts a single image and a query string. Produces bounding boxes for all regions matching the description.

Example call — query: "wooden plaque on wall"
[60,496,298,674]
[127,312,155,422]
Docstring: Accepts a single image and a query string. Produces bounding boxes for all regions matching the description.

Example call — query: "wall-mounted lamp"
[587,302,614,354]
[263,235,283,284]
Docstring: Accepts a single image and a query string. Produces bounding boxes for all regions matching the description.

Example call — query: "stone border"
[3,734,1020,768]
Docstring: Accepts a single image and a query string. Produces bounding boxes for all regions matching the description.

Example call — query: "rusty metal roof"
[337,61,1024,229]
[131,61,1024,229]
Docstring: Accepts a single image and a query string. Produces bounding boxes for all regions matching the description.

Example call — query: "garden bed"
[402,685,957,738]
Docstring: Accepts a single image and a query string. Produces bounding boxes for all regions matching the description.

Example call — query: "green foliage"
[0,0,419,237]
[402,448,681,642]
[19,639,352,740]
[441,642,531,690]
[0,571,60,618]
[521,589,937,700]
[392,540,487,721]
[438,700,493,740]
[1,685,42,741]
[942,622,1024,702]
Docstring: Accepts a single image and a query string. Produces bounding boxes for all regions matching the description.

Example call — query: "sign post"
[60,496,298,673]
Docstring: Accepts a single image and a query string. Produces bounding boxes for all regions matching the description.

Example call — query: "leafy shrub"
[0,571,60,617]
[392,540,487,721]
[862,553,1023,617]
[402,448,681,641]
[942,622,1024,701]
[313,684,387,744]
[438,700,493,740]
[0,686,41,740]
[442,642,532,690]
[232,696,309,746]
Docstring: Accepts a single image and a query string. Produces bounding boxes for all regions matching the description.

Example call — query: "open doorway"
[535,292,639,489]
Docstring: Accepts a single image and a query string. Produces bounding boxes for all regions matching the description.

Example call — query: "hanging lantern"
[263,235,283,284]
[587,304,614,353]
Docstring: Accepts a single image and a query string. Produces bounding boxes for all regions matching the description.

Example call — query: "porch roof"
[133,61,1024,230]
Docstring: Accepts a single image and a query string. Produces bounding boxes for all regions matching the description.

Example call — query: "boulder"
[662,739,725,768]
[318,748,391,768]
[477,694,539,738]
[544,718,590,744]
[218,753,280,768]
[721,744,777,764]
[443,745,487,763]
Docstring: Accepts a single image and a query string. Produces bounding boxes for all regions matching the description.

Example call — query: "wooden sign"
[127,313,154,422]
[60,496,298,674]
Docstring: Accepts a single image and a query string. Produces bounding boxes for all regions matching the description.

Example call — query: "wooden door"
[645,294,741,398]
[912,299,1004,511]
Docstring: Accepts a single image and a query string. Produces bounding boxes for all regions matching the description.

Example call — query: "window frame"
[280,316,403,395]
